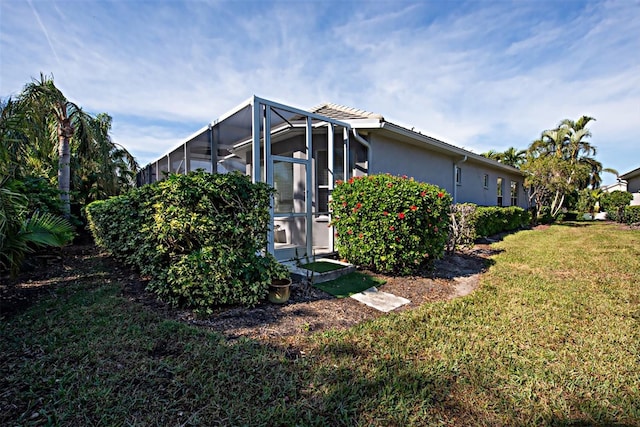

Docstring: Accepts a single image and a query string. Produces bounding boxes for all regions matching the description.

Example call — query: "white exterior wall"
[367,133,527,208]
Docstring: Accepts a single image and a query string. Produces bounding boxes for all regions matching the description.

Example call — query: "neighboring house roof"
[620,166,640,180]
[309,102,523,175]
[602,182,627,192]
[310,103,384,121]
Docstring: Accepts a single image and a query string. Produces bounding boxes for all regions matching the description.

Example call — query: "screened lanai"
[137,96,354,261]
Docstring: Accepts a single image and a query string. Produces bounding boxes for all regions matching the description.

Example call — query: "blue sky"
[1,0,639,185]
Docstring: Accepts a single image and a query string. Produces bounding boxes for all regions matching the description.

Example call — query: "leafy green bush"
[622,205,640,225]
[474,206,531,238]
[7,176,65,217]
[86,171,278,312]
[330,174,451,275]
[601,190,633,222]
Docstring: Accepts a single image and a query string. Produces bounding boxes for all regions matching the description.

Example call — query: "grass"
[1,222,639,425]
[299,260,348,273]
[313,271,386,298]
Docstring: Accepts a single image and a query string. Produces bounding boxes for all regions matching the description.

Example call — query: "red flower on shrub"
[420,191,426,197]
[437,192,444,198]
[356,203,362,209]
[348,178,354,184]
[402,175,408,179]
[347,229,353,235]
[342,202,348,207]
[389,226,395,231]
[387,183,393,188]
[398,212,405,219]
[358,233,364,239]
[410,205,417,211]
[336,180,343,185]
[383,211,389,216]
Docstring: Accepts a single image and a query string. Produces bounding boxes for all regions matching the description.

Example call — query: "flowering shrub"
[330,174,451,275]
[87,171,278,313]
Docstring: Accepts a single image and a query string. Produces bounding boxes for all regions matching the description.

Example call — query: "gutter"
[351,129,372,174]
[453,155,468,204]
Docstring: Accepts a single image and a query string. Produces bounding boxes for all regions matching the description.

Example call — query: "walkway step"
[350,287,410,312]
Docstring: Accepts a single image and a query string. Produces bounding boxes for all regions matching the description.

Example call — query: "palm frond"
[20,211,75,247]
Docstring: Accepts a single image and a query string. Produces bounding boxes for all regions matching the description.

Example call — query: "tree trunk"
[58,116,73,218]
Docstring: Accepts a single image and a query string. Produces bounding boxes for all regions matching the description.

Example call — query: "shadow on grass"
[555,220,602,228]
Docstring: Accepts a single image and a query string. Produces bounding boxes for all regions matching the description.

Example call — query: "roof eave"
[377,121,523,174]
[620,166,640,180]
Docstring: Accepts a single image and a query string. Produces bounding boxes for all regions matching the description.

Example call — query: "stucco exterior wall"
[627,175,640,194]
[367,133,453,190]
[454,161,527,208]
[366,132,527,208]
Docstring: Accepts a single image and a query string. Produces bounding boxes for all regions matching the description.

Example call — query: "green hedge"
[86,171,281,313]
[447,204,531,248]
[474,206,531,238]
[330,174,451,275]
[620,205,640,224]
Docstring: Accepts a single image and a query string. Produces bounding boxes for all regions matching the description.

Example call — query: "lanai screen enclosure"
[137,96,355,261]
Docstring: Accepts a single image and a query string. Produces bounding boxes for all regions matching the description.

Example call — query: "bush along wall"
[330,174,451,275]
[86,171,277,313]
[473,205,531,238]
[621,205,640,225]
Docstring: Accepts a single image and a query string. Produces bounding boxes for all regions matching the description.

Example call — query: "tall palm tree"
[18,74,92,217]
[526,115,601,216]
[480,149,502,161]
[15,74,138,214]
[500,146,527,168]
[73,113,138,204]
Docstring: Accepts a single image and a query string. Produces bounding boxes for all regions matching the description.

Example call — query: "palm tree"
[72,113,138,205]
[16,74,138,214]
[17,74,93,217]
[480,149,502,161]
[500,146,527,168]
[527,115,601,216]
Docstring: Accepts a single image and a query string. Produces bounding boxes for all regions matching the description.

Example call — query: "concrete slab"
[350,287,411,312]
[286,258,355,284]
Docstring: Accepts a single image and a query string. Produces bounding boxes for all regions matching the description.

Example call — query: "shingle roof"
[309,103,384,121]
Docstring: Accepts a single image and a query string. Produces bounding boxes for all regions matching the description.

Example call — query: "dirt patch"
[1,240,499,345]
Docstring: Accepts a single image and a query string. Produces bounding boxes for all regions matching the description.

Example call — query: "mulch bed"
[1,236,499,345]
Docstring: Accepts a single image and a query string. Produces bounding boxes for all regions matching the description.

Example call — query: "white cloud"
[1,0,639,185]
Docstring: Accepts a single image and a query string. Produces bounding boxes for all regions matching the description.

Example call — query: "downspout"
[352,129,372,175]
[453,155,468,204]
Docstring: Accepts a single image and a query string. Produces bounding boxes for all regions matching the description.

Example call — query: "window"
[483,174,489,189]
[455,167,462,185]
[273,161,294,213]
[316,150,329,213]
[510,181,518,206]
[497,177,503,206]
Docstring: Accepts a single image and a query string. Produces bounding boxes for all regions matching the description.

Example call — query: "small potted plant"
[268,261,292,304]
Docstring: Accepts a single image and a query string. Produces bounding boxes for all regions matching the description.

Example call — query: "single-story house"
[137,95,526,261]
[618,167,640,206]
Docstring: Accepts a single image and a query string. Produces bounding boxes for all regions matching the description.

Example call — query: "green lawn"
[1,222,639,426]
